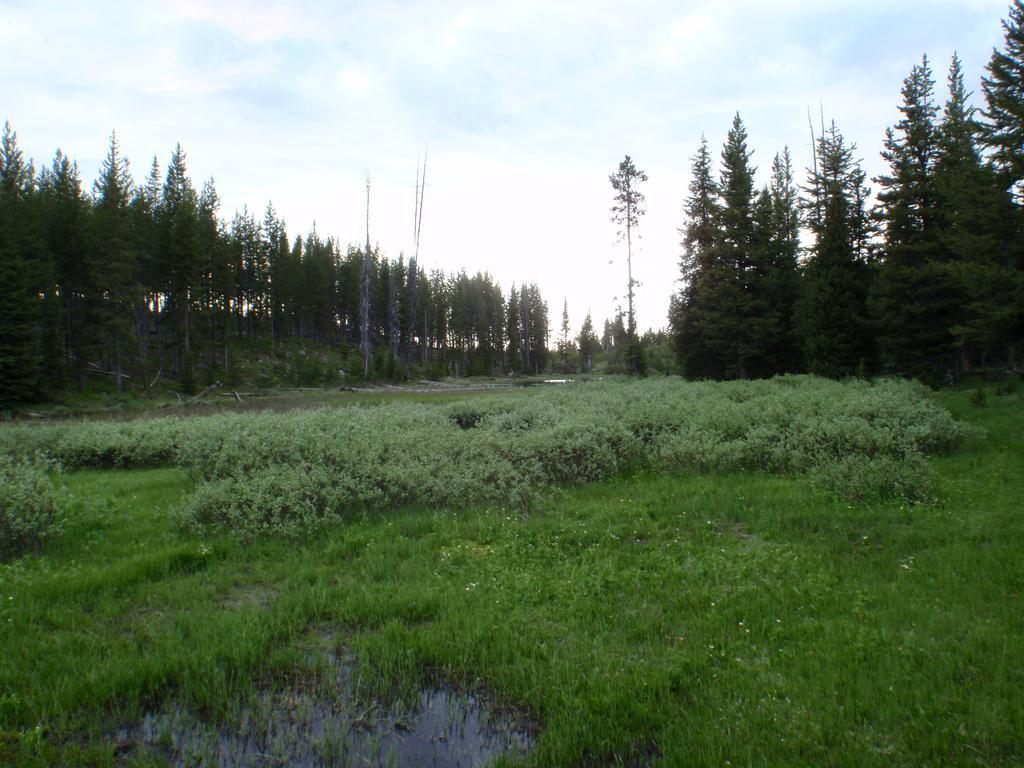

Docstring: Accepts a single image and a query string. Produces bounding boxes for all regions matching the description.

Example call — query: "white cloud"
[166,0,323,44]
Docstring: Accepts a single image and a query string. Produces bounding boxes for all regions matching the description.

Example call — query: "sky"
[1,0,1014,335]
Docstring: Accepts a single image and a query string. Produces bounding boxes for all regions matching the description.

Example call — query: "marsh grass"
[0,386,1020,766]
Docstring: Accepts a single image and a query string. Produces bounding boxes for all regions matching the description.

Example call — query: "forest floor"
[1,387,1022,766]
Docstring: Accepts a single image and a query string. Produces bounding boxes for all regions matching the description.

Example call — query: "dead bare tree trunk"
[807,107,821,231]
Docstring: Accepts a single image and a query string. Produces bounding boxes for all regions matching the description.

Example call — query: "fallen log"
[189,383,220,401]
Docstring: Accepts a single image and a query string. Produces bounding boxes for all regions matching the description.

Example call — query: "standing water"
[117,647,536,767]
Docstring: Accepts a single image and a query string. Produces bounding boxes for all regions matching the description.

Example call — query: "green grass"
[14,377,541,422]
[1,388,1021,766]
[12,332,557,422]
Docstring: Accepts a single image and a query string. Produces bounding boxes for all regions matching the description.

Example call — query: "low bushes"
[0,456,67,560]
[0,377,981,537]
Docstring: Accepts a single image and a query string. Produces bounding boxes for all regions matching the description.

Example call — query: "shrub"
[183,464,346,538]
[971,387,988,407]
[0,455,67,560]
[0,376,981,537]
[809,452,935,504]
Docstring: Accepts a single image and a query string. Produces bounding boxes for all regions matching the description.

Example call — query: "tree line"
[0,132,551,405]
[668,4,1024,383]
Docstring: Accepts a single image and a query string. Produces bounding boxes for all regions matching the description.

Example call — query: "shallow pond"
[118,646,536,767]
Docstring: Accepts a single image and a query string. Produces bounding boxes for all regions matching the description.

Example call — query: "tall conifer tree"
[672,136,720,375]
[939,54,1022,366]
[40,149,90,389]
[873,56,961,381]
[160,144,199,389]
[799,123,875,377]
[577,310,599,373]
[981,0,1024,200]
[609,155,647,373]
[0,123,41,404]
[763,148,803,373]
[92,132,136,392]
[677,115,759,379]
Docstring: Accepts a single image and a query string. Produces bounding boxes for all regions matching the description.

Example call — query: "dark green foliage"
[577,310,600,373]
[0,123,41,406]
[716,114,759,380]
[873,57,965,382]
[91,132,136,395]
[0,123,554,401]
[937,55,1021,368]
[799,122,876,377]
[672,136,720,377]
[681,122,753,379]
[981,0,1024,199]
[674,117,797,380]
[760,148,803,374]
[555,298,574,372]
[39,150,91,391]
[978,1,1024,366]
[970,385,988,406]
[671,9,1021,383]
[640,328,674,374]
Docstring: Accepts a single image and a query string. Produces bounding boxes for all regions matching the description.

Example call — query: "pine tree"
[387,256,403,366]
[873,56,960,381]
[745,188,778,377]
[159,143,200,390]
[762,148,803,374]
[609,155,647,373]
[263,202,287,353]
[360,178,373,377]
[799,123,875,377]
[715,114,761,379]
[0,122,42,404]
[671,136,720,375]
[527,283,549,373]
[938,53,1022,368]
[577,311,599,373]
[134,156,163,383]
[679,115,758,379]
[196,178,229,377]
[39,149,90,389]
[519,283,531,372]
[92,131,137,393]
[981,0,1024,200]
[506,284,521,373]
[404,256,419,367]
[487,276,505,374]
[608,311,628,366]
[979,2,1024,366]
[557,298,573,371]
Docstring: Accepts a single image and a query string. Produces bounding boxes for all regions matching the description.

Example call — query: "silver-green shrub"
[0,455,67,559]
[0,377,980,535]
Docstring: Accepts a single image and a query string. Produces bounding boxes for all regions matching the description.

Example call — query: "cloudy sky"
[1,0,1013,334]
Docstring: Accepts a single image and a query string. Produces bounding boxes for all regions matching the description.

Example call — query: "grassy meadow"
[0,378,1021,766]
